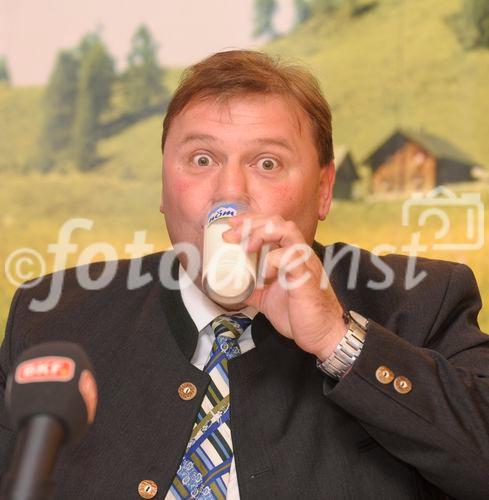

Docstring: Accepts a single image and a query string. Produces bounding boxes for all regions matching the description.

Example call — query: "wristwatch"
[316,310,368,380]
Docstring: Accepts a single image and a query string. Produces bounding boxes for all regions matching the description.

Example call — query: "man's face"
[161,93,335,274]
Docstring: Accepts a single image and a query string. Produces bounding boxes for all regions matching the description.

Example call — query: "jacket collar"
[158,240,329,361]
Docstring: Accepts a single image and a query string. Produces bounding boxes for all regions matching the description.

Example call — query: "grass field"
[1,0,488,337]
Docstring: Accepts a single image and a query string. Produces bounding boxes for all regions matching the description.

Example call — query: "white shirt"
[179,264,258,499]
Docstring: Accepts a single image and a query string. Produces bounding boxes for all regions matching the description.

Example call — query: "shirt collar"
[178,264,258,332]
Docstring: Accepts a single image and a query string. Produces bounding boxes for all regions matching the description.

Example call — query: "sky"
[0,0,295,86]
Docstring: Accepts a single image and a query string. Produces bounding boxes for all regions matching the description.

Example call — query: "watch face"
[349,310,368,329]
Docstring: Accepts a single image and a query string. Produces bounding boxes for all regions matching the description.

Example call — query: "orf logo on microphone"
[15,356,75,384]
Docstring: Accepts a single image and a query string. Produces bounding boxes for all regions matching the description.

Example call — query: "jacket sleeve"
[0,286,24,478]
[323,262,489,500]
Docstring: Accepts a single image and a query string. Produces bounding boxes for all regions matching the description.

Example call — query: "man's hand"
[223,214,347,361]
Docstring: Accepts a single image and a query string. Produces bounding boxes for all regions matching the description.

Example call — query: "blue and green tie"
[167,313,252,499]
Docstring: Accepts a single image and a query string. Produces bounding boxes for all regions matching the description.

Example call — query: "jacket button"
[375,365,395,384]
[138,479,158,499]
[394,376,412,394]
[178,382,197,400]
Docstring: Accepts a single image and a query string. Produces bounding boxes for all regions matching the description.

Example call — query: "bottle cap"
[206,201,248,226]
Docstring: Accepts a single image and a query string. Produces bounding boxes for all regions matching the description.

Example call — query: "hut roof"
[364,128,476,169]
[334,145,360,180]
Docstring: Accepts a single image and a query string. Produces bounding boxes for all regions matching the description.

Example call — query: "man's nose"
[214,162,248,201]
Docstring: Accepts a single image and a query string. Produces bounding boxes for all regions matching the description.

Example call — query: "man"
[1,50,488,499]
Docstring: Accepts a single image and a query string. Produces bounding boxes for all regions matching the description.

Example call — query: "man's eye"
[257,158,278,171]
[192,154,213,167]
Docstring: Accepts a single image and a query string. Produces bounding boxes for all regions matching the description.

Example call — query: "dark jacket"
[1,242,489,499]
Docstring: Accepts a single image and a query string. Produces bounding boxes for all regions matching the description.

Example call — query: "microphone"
[1,342,97,500]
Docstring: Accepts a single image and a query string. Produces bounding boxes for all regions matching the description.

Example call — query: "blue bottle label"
[207,203,239,225]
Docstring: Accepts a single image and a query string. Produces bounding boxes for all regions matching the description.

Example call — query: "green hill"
[266,0,489,169]
[1,0,488,336]
[1,0,488,176]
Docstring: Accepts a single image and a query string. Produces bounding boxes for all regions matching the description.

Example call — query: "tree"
[464,0,489,47]
[122,25,166,114]
[294,0,312,25]
[72,82,98,170]
[39,50,80,168]
[0,56,10,84]
[78,32,103,57]
[253,0,278,39]
[72,37,115,170]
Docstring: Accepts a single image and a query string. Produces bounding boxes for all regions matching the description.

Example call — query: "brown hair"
[161,50,333,165]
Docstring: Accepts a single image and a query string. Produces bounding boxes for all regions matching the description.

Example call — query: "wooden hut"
[333,146,360,199]
[364,128,478,196]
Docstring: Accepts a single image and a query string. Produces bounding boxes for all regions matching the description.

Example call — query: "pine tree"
[253,0,278,38]
[78,32,103,57]
[0,56,10,84]
[72,37,115,170]
[122,25,165,115]
[294,0,312,25]
[464,0,489,47]
[72,83,98,170]
[39,50,79,167]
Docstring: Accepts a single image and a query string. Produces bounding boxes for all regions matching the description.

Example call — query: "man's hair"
[161,50,333,165]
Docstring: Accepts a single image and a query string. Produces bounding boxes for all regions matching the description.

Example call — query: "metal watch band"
[316,310,368,380]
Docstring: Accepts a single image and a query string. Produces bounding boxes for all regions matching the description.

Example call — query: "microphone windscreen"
[5,341,97,444]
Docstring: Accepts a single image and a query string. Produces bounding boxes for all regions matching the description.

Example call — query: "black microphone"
[1,342,97,500]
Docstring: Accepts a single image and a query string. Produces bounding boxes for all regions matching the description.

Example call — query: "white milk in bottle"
[202,201,257,307]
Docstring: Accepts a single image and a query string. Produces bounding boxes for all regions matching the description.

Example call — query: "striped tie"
[167,314,252,499]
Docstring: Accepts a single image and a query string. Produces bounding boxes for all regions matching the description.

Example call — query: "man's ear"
[318,160,336,220]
